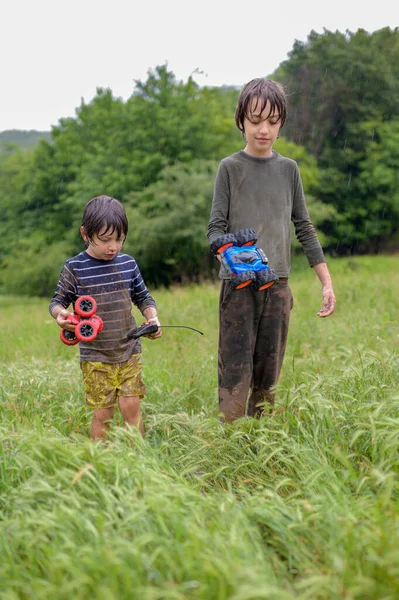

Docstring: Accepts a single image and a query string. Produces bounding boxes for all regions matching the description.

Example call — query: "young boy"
[50,194,161,440]
[207,78,336,423]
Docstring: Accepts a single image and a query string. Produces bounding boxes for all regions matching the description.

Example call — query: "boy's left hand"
[145,316,162,339]
[317,284,336,318]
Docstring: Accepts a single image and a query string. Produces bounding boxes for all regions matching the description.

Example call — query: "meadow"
[0,254,398,600]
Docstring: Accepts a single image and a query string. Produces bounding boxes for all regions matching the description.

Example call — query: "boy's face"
[80,226,125,261]
[243,98,282,158]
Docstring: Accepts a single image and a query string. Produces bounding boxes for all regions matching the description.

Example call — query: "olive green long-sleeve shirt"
[207,150,326,279]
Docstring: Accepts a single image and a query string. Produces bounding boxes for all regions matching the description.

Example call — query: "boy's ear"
[80,226,89,245]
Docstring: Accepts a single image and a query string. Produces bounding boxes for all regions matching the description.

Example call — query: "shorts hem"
[86,401,116,410]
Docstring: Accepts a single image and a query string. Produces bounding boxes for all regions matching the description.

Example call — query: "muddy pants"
[218,278,293,422]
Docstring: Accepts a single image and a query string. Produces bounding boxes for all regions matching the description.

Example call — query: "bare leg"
[118,395,144,437]
[91,407,115,440]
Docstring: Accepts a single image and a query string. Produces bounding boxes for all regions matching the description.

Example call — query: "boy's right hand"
[56,309,76,332]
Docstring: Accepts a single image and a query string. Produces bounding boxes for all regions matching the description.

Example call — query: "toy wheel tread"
[60,329,78,346]
[254,269,278,291]
[75,320,97,342]
[75,296,97,317]
[230,271,256,290]
[234,229,257,246]
[210,233,237,255]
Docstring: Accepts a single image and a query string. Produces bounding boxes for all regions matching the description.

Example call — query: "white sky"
[1,0,398,131]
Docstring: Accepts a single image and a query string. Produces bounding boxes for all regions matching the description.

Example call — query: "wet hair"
[235,78,287,134]
[81,195,128,240]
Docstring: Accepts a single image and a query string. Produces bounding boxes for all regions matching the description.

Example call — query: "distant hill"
[0,129,52,150]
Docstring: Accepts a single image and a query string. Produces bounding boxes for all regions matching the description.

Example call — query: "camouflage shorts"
[81,354,146,409]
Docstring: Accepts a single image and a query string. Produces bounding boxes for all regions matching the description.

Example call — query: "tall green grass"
[0,255,398,599]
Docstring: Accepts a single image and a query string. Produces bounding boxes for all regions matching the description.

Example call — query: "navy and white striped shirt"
[49,251,157,363]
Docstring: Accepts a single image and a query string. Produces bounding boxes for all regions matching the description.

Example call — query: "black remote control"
[127,322,159,340]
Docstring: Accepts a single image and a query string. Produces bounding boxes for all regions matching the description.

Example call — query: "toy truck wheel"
[75,320,98,343]
[210,233,237,255]
[60,329,79,346]
[75,295,97,318]
[234,228,257,247]
[230,270,256,290]
[254,269,278,291]
[91,314,103,333]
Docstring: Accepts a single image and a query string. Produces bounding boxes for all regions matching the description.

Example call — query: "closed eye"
[98,236,125,242]
[248,116,281,125]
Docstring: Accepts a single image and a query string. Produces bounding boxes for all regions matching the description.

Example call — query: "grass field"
[0,254,398,599]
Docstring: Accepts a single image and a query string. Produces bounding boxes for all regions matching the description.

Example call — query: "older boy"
[207,78,335,423]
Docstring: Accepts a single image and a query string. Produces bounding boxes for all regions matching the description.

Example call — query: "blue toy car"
[211,229,278,291]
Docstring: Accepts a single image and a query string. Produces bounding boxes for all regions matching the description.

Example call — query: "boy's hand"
[55,309,76,331]
[145,316,162,339]
[317,284,336,318]
[141,308,162,339]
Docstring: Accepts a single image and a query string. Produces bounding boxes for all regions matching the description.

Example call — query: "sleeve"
[207,161,230,245]
[130,260,157,314]
[49,263,78,316]
[291,164,326,267]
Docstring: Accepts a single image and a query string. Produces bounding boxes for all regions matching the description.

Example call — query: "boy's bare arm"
[313,262,336,318]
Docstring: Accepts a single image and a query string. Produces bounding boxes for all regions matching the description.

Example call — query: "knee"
[118,396,141,419]
[92,407,114,425]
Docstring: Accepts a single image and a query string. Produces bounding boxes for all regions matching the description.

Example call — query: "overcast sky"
[1,0,398,132]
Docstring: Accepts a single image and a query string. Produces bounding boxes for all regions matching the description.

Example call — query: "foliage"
[314,119,399,250]
[0,64,327,295]
[1,256,399,598]
[0,65,243,293]
[275,27,399,251]
[0,235,72,297]
[274,138,338,249]
[277,27,399,157]
[124,161,219,286]
[1,28,399,292]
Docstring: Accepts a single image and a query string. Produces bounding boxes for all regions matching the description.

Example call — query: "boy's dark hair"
[82,195,128,240]
[235,79,287,133]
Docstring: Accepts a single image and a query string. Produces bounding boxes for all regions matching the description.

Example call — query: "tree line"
[0,130,51,150]
[0,27,398,295]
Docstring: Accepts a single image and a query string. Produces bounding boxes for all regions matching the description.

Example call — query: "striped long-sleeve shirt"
[49,251,157,363]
